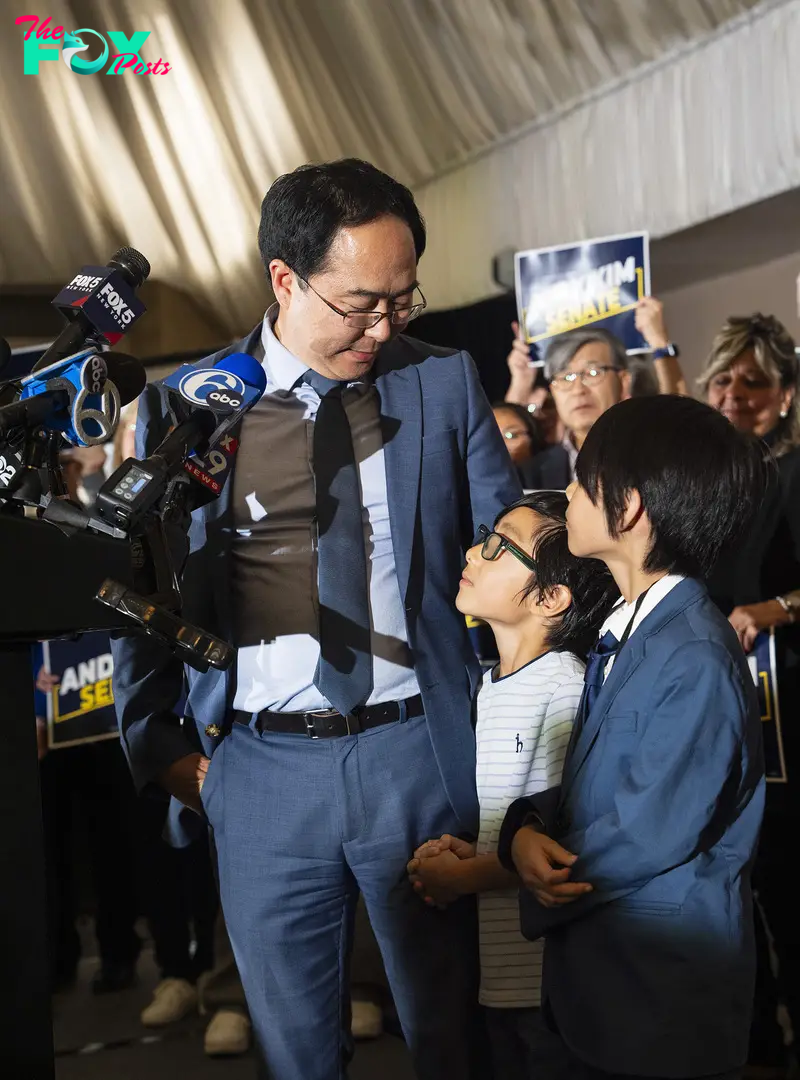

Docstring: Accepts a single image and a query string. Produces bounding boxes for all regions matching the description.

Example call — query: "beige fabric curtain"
[0,0,779,332]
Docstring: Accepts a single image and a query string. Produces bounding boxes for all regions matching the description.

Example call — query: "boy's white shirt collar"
[600,574,685,679]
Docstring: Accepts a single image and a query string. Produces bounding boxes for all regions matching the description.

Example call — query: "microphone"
[0,350,146,445]
[0,338,10,377]
[94,352,267,530]
[33,247,150,373]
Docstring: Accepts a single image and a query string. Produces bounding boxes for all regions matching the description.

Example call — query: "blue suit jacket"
[111,326,521,839]
[500,578,765,1076]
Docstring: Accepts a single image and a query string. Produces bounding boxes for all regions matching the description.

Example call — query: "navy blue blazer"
[500,578,765,1076]
[111,326,521,838]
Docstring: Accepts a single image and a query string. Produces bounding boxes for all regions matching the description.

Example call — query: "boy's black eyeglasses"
[473,524,536,571]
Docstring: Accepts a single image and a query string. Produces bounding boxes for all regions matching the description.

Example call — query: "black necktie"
[304,370,372,715]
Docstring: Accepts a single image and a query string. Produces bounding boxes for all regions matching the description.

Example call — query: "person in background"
[702,313,800,1079]
[407,491,616,1080]
[112,400,139,470]
[492,402,546,488]
[504,324,563,446]
[510,296,685,491]
[34,453,143,995]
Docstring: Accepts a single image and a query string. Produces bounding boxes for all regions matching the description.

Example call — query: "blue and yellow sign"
[749,629,787,783]
[515,231,650,353]
[44,632,118,749]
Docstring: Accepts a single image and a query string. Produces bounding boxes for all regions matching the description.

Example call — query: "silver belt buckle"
[304,708,338,739]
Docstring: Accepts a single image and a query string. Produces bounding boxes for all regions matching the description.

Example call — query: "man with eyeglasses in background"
[111,158,520,1079]
[514,298,686,491]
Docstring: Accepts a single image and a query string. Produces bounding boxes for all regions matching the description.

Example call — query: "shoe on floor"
[141,978,197,1026]
[91,960,137,995]
[204,1009,252,1057]
[351,998,383,1041]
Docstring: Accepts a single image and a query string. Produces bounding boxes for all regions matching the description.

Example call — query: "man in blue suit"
[498,396,767,1079]
[112,158,521,1079]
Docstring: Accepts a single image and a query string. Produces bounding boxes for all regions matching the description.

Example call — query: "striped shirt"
[475,649,584,1008]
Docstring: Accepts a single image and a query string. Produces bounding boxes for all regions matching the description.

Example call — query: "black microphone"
[33,247,151,373]
[0,338,10,377]
[94,353,266,530]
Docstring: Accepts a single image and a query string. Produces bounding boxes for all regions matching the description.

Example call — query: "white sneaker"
[204,1009,252,1057]
[351,998,383,1040]
[140,978,197,1026]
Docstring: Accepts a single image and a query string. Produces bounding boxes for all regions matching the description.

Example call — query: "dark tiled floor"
[53,941,413,1080]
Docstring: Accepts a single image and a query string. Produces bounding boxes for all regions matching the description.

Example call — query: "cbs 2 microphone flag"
[515,231,651,355]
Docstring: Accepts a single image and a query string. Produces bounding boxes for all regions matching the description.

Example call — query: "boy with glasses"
[407,491,617,1080]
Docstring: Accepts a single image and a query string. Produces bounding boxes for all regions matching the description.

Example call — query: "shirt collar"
[260,303,309,393]
[562,431,579,477]
[259,303,369,394]
[601,573,685,643]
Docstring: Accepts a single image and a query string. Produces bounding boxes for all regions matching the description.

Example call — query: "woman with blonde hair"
[702,313,800,1078]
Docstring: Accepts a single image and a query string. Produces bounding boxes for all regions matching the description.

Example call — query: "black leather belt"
[233,694,424,739]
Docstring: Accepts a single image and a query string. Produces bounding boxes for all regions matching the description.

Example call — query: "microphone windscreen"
[105,352,147,406]
[108,247,151,289]
[215,352,268,395]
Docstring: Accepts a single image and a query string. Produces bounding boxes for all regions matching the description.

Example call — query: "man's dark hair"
[495,491,618,657]
[258,159,426,280]
[575,396,769,578]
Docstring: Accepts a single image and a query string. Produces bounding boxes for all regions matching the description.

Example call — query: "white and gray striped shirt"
[475,649,584,1008]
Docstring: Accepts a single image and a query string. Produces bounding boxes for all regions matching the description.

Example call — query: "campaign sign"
[44,632,119,749]
[748,629,787,783]
[515,231,651,353]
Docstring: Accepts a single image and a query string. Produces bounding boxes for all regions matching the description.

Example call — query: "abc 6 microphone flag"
[170,365,260,413]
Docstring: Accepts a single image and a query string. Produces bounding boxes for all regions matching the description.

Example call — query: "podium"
[0,513,132,1077]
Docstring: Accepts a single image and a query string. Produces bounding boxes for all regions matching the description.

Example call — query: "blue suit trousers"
[200,715,484,1080]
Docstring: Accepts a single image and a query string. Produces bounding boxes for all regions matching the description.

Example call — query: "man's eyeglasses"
[472,524,536,571]
[550,366,621,392]
[295,272,427,329]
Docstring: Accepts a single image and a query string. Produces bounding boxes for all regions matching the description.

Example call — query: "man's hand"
[511,825,592,908]
[407,849,464,908]
[505,321,537,405]
[729,600,791,654]
[413,834,476,861]
[634,296,669,351]
[36,666,60,696]
[158,752,209,815]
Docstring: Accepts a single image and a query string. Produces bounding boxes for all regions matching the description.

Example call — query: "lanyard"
[614,583,655,652]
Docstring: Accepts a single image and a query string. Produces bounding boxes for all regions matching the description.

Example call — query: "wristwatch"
[651,343,680,360]
[775,594,799,623]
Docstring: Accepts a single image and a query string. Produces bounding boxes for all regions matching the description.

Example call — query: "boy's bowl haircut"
[574,396,771,578]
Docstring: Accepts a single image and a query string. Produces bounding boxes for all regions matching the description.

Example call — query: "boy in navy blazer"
[498,395,767,1079]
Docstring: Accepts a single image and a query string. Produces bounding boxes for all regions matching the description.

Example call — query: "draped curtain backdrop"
[0,0,793,335]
